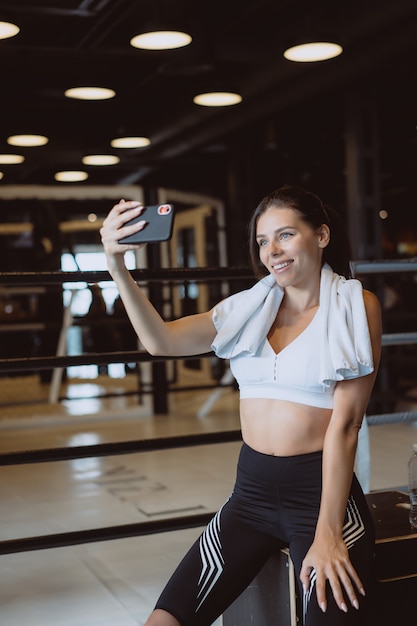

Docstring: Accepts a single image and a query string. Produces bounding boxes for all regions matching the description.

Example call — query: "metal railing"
[0,260,416,551]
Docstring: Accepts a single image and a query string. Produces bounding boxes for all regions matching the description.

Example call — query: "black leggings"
[155,443,375,626]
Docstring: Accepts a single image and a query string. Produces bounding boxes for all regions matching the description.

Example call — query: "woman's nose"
[269,239,282,254]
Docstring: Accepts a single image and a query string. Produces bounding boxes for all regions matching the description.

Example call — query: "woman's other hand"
[300,533,365,614]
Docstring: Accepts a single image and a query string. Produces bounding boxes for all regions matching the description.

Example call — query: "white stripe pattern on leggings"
[196,504,225,612]
[303,495,366,622]
[342,495,366,549]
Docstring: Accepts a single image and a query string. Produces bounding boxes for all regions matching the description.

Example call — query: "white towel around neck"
[211,263,374,386]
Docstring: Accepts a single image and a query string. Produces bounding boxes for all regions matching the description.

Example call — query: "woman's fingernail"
[341,602,348,613]
[320,602,326,613]
[353,599,359,610]
[359,587,366,596]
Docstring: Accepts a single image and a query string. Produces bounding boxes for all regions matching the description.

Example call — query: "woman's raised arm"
[100,199,217,356]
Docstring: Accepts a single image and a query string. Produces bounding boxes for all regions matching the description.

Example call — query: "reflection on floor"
[0,375,416,625]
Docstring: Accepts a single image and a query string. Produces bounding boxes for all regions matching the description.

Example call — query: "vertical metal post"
[345,91,390,412]
[345,90,383,261]
[48,290,75,404]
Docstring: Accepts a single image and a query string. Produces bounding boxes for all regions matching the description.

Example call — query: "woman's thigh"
[288,477,375,626]
[155,499,284,626]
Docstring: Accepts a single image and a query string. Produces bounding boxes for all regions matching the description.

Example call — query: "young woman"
[100,186,382,626]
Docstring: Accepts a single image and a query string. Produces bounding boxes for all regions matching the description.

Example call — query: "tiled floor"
[0,374,416,625]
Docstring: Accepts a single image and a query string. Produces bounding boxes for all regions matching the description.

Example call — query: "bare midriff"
[240,397,332,456]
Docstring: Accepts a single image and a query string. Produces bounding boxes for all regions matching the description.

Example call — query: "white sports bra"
[229,308,335,409]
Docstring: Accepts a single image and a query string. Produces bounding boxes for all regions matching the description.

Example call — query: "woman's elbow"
[330,413,364,440]
[143,341,173,357]
[342,418,363,444]
[134,334,169,356]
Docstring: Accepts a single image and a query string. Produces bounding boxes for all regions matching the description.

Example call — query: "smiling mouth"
[272,261,293,270]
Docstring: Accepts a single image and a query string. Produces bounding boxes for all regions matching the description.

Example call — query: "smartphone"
[118,203,174,244]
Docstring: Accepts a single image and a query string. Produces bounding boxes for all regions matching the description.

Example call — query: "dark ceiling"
[0,0,416,224]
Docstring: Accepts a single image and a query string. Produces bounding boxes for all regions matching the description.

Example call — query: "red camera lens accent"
[157,204,171,215]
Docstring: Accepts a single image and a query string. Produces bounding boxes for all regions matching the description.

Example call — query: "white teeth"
[273,261,291,270]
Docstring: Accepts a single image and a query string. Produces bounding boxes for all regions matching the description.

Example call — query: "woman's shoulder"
[362,289,381,313]
[362,289,382,336]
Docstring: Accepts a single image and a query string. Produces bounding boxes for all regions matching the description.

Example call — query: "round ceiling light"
[0,21,20,40]
[64,87,116,100]
[0,172,4,180]
[54,171,89,182]
[110,136,151,148]
[193,92,242,107]
[0,154,25,164]
[283,41,343,62]
[7,134,49,147]
[82,155,120,166]
[130,30,192,50]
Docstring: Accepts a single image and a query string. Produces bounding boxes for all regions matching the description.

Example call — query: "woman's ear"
[318,224,331,248]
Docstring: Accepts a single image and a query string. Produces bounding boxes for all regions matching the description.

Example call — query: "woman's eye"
[279,232,292,241]
[258,239,267,247]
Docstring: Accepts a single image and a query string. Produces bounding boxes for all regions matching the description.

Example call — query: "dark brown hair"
[248,185,352,279]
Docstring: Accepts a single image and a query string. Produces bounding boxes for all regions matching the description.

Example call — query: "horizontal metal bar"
[367,412,417,426]
[0,323,48,332]
[352,260,417,274]
[1,260,416,288]
[0,430,242,466]
[0,350,212,373]
[1,330,416,373]
[0,512,216,555]
[0,267,254,286]
[382,332,417,346]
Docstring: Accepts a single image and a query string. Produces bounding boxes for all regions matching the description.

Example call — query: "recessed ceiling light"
[283,41,343,62]
[0,172,4,180]
[54,171,89,182]
[110,136,151,148]
[130,30,192,50]
[193,92,242,107]
[0,21,20,40]
[7,134,49,147]
[82,155,120,166]
[64,87,116,100]
[0,154,25,164]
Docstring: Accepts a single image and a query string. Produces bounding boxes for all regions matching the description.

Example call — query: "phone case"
[118,204,174,244]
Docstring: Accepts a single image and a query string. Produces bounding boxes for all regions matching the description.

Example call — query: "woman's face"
[255,206,329,289]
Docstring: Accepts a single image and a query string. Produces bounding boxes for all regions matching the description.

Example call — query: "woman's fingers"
[302,557,365,614]
[101,200,146,251]
[323,561,364,613]
[341,561,365,609]
[113,199,143,220]
[314,570,329,613]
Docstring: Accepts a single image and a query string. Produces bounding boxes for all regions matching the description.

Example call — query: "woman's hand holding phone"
[118,201,174,245]
[100,199,143,252]
[101,199,175,272]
